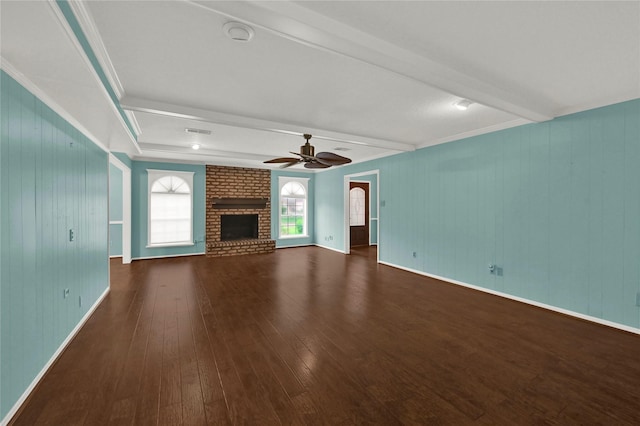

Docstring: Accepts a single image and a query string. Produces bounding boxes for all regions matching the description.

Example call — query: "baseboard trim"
[276,243,314,249]
[132,252,205,261]
[314,243,346,254]
[109,255,123,259]
[378,260,640,336]
[1,286,110,426]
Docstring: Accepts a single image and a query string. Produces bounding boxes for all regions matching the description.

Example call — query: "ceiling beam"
[138,142,273,161]
[189,0,556,122]
[120,95,415,152]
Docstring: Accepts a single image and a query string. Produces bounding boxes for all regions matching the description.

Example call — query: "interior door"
[349,182,369,247]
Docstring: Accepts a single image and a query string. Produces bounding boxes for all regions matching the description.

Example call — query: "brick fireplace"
[206,165,275,257]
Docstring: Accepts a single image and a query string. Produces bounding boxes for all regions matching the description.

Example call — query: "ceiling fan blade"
[264,157,300,164]
[304,161,331,169]
[315,152,352,166]
[280,161,300,169]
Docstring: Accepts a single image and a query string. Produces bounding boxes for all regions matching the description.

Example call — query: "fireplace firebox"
[220,214,258,241]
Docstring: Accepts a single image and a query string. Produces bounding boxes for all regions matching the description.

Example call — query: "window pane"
[152,176,190,194]
[350,187,365,226]
[149,174,192,244]
[280,195,305,236]
[281,181,305,198]
[279,179,307,238]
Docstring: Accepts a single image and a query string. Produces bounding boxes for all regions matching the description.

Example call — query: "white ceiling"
[2,1,639,170]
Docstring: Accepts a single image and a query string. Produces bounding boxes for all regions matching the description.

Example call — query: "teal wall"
[1,71,109,419]
[131,160,206,259]
[109,224,123,257]
[109,162,123,220]
[109,163,123,257]
[315,99,640,329]
[271,170,315,248]
[112,151,132,169]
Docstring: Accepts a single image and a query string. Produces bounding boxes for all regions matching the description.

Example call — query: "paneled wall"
[0,71,109,419]
[315,99,640,330]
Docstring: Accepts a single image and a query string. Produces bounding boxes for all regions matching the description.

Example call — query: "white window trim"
[278,176,309,239]
[147,169,195,248]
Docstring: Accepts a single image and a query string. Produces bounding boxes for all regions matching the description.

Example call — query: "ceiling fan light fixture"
[455,99,473,111]
[223,21,254,42]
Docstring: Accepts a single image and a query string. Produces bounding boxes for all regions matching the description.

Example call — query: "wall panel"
[0,71,109,420]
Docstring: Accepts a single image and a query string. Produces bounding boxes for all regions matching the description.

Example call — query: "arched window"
[279,177,309,238]
[147,170,194,246]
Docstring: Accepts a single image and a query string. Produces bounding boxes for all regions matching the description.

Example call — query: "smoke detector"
[223,22,255,42]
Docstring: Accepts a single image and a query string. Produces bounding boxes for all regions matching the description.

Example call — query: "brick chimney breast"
[205,165,275,257]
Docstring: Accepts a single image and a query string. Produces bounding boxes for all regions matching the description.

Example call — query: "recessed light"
[191,144,200,150]
[454,99,473,111]
[223,21,255,42]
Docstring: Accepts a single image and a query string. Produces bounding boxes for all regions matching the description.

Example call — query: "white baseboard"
[1,286,110,426]
[378,260,640,336]
[132,251,205,261]
[109,255,123,259]
[314,243,346,254]
[276,243,314,249]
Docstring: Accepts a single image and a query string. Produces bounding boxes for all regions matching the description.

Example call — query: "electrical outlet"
[412,251,417,258]
[69,229,75,242]
[488,264,496,274]
[63,288,70,298]
[496,267,503,277]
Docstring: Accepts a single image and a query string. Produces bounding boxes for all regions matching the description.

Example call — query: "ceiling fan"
[264,134,352,169]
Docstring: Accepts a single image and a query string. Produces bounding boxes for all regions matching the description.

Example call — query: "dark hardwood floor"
[10,246,640,425]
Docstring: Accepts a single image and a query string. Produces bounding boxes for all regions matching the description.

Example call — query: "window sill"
[278,235,309,240]
[146,242,195,248]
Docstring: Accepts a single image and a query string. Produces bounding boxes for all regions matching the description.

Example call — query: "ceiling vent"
[334,147,350,151]
[223,22,255,42]
[185,128,211,135]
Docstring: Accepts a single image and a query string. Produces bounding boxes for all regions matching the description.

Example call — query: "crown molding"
[554,92,640,118]
[67,0,125,100]
[417,118,531,149]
